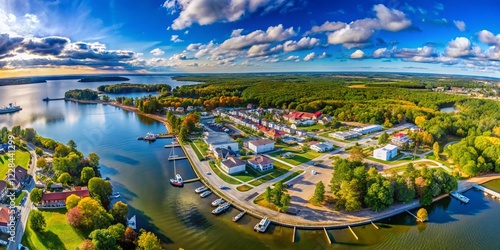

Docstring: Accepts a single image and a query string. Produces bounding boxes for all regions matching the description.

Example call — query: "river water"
[1,75,499,250]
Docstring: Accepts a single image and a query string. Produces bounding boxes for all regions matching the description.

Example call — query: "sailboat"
[169,140,184,187]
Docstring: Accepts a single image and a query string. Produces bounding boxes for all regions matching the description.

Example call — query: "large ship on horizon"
[0,103,22,114]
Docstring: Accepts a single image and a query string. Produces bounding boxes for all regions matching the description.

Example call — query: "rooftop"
[42,187,90,202]
[249,139,274,146]
[0,207,10,226]
[248,155,273,166]
[221,157,246,168]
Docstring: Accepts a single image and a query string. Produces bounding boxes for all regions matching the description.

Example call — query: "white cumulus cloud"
[220,24,295,50]
[150,48,165,56]
[453,20,466,32]
[171,35,183,43]
[283,37,319,52]
[350,49,365,59]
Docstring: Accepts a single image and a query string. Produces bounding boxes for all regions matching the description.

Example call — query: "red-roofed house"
[391,133,412,147]
[41,187,90,207]
[0,206,11,233]
[283,111,321,123]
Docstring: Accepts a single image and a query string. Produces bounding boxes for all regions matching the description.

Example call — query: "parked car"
[311,170,317,175]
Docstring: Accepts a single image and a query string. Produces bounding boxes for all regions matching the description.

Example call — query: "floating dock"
[406,210,424,222]
[168,156,187,161]
[184,178,200,183]
[473,183,500,199]
[450,191,470,203]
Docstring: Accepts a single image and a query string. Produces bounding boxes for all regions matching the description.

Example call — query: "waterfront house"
[310,143,334,152]
[220,157,246,175]
[0,181,7,202]
[6,166,28,191]
[41,187,90,207]
[351,125,383,135]
[373,144,398,161]
[247,155,274,172]
[0,206,11,233]
[248,139,275,154]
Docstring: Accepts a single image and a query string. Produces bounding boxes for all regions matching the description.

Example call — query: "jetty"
[406,210,423,222]
[473,183,500,199]
[164,144,181,148]
[42,97,65,102]
[168,156,187,161]
[348,226,358,240]
[324,227,332,244]
[450,191,470,203]
[184,177,200,183]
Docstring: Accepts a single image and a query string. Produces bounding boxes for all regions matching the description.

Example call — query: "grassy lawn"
[232,171,255,182]
[208,161,241,185]
[269,148,321,166]
[193,139,210,156]
[236,185,253,192]
[425,153,452,167]
[188,140,205,161]
[14,190,27,206]
[253,192,280,211]
[387,161,440,173]
[0,150,31,178]
[22,208,90,250]
[248,162,291,186]
[297,123,327,132]
[366,154,421,165]
[280,170,305,183]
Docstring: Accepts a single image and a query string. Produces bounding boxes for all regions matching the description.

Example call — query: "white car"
[311,170,317,175]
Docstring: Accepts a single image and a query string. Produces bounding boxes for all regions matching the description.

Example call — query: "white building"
[247,155,274,172]
[220,157,246,175]
[352,125,383,135]
[203,132,239,152]
[248,139,275,154]
[373,144,398,161]
[310,143,334,152]
[329,131,361,140]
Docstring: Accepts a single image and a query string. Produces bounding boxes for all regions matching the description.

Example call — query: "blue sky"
[1,0,500,77]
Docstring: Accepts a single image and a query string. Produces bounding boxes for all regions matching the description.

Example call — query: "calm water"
[1,76,500,250]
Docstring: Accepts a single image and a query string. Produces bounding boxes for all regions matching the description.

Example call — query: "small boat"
[0,103,22,114]
[195,186,208,193]
[211,198,225,206]
[200,190,212,198]
[169,141,184,187]
[212,202,231,215]
[127,215,136,230]
[232,211,246,222]
[254,217,270,233]
[110,192,120,199]
[143,132,157,141]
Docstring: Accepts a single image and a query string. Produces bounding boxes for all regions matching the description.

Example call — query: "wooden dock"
[371,221,379,230]
[168,156,187,161]
[184,178,200,183]
[164,144,181,148]
[292,227,296,243]
[406,210,423,222]
[473,183,500,199]
[323,227,331,244]
[348,226,358,240]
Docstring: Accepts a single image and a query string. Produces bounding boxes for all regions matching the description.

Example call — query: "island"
[77,76,130,82]
[97,83,171,94]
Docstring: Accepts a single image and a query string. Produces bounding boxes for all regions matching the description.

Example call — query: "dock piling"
[348,226,358,240]
[292,227,296,243]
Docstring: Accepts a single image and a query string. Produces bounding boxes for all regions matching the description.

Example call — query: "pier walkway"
[450,191,470,203]
[473,184,500,199]
[168,156,187,161]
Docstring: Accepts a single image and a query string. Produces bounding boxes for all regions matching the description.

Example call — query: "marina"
[212,202,231,215]
[211,198,225,207]
[450,191,470,203]
[169,145,184,187]
[195,186,208,193]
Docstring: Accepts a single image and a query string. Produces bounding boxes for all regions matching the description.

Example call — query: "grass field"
[22,208,90,250]
[208,161,241,185]
[0,150,31,178]
[193,139,209,155]
[297,123,327,132]
[387,161,442,173]
[269,148,321,166]
[14,190,27,206]
[188,141,205,161]
[248,162,291,186]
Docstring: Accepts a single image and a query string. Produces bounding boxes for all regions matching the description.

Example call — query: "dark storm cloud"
[0,34,24,58]
[20,36,70,56]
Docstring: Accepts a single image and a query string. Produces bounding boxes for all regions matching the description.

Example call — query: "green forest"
[97,83,171,94]
[65,89,99,101]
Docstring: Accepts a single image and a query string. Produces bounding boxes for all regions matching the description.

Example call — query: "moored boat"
[0,103,22,114]
[195,186,208,193]
[169,142,184,187]
[200,190,212,198]
[254,217,270,233]
[110,192,120,199]
[211,198,225,206]
[232,211,246,222]
[212,202,231,215]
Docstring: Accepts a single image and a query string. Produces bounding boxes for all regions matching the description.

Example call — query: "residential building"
[248,139,275,154]
[352,125,383,135]
[0,206,11,233]
[41,187,90,207]
[296,130,308,137]
[247,155,274,172]
[329,131,361,140]
[203,132,239,151]
[220,157,246,175]
[0,181,7,201]
[6,166,28,190]
[283,110,321,123]
[391,133,413,147]
[310,143,334,152]
[175,107,185,113]
[214,148,236,159]
[318,115,333,125]
[373,144,398,161]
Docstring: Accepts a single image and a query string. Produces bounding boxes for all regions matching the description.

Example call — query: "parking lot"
[202,120,241,136]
